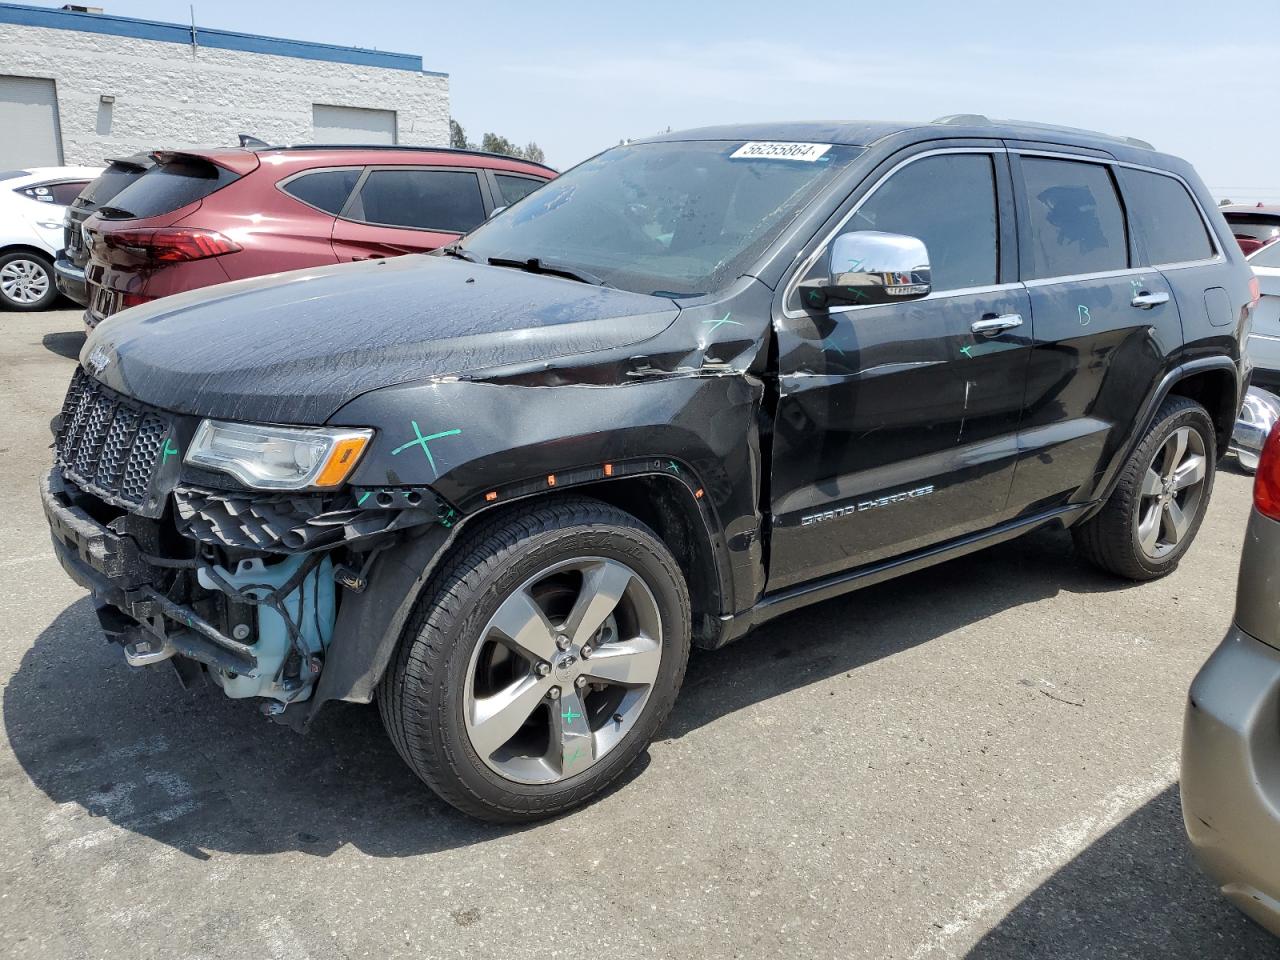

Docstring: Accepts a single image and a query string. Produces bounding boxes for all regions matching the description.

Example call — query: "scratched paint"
[702,312,743,334]
[390,422,461,479]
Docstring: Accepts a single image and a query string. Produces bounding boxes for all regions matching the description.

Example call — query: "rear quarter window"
[1021,157,1128,279]
[99,158,240,220]
[1118,168,1214,265]
[494,174,545,206]
[281,168,362,215]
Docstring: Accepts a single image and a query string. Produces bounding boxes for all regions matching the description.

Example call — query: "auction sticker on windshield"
[730,142,833,162]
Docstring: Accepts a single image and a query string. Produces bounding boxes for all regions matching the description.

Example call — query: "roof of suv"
[175,145,556,178]
[643,116,1158,155]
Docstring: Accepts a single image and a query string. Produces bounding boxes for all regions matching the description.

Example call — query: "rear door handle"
[1131,291,1170,309]
[971,313,1023,336]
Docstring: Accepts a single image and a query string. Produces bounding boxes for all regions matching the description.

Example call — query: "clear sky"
[27,0,1280,201]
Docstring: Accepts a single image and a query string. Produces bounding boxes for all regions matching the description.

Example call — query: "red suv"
[80,145,555,327]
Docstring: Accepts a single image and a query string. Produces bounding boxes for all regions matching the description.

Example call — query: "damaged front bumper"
[42,465,458,718]
[43,469,264,680]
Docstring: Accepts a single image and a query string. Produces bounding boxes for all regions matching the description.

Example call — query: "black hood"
[82,255,679,424]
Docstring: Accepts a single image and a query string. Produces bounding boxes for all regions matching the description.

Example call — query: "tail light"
[1250,275,1261,310]
[101,227,241,262]
[1253,422,1280,520]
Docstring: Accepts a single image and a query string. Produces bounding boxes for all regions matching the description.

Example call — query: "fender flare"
[303,465,737,726]
[1079,355,1241,523]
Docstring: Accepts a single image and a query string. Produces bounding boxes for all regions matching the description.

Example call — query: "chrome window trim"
[781,146,1004,320]
[1023,266,1152,289]
[829,281,1023,315]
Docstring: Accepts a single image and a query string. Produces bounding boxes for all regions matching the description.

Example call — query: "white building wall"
[0,22,449,164]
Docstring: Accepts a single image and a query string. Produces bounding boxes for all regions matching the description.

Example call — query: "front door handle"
[1131,291,1170,309]
[971,313,1023,336]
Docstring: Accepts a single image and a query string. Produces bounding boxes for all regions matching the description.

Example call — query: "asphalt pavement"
[1,308,1277,959]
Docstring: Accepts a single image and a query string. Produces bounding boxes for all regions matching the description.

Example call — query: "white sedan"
[1249,240,1280,392]
[0,166,102,311]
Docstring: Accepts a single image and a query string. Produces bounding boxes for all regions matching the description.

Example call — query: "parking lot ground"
[1,308,1278,960]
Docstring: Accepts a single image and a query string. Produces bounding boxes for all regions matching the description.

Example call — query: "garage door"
[0,76,62,168]
[312,104,397,145]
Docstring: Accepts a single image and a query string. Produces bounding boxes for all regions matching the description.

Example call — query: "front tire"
[379,497,691,822]
[1072,395,1216,580]
[0,252,58,311]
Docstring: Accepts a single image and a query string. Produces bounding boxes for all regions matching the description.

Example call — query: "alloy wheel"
[463,556,663,785]
[0,258,50,305]
[1136,425,1208,559]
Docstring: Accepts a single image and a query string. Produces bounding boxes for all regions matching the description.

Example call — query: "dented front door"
[765,147,1032,592]
[767,288,1034,590]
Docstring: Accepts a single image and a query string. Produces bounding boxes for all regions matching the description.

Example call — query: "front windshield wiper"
[439,243,478,263]
[486,255,608,287]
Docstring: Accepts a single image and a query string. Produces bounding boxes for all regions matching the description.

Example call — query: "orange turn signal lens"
[315,435,371,488]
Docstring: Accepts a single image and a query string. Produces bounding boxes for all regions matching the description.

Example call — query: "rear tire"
[1072,395,1216,580]
[0,251,58,311]
[379,497,690,823]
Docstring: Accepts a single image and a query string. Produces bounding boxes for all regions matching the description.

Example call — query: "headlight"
[185,420,373,490]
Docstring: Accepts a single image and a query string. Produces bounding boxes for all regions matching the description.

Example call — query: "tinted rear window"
[1119,168,1213,265]
[347,169,485,232]
[494,174,544,206]
[281,168,362,215]
[1225,214,1280,244]
[78,161,150,207]
[0,169,31,181]
[97,158,239,220]
[1022,157,1128,278]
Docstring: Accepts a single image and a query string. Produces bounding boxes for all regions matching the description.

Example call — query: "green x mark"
[960,345,974,359]
[702,312,744,334]
[567,746,584,765]
[390,421,461,479]
[562,708,582,724]
[162,438,181,462]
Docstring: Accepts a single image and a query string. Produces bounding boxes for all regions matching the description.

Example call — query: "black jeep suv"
[42,118,1252,821]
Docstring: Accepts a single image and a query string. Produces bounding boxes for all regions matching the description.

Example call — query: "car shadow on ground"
[968,785,1279,958]
[41,329,84,360]
[4,524,1136,861]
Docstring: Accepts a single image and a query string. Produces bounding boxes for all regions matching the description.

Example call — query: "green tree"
[521,142,546,164]
[449,119,468,150]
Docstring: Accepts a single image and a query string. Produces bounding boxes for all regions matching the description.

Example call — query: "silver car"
[1182,422,1280,936]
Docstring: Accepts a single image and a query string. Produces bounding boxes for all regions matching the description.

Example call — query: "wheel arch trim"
[1081,355,1240,523]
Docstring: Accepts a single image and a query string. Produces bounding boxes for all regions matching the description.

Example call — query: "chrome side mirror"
[798,231,932,309]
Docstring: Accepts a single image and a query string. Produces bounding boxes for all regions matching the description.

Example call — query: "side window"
[1118,168,1214,265]
[1021,157,1128,278]
[794,153,999,307]
[494,174,544,206]
[281,168,362,215]
[347,169,486,232]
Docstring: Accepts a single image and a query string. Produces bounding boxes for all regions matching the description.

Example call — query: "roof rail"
[932,114,991,126]
[930,115,1154,151]
[252,143,558,173]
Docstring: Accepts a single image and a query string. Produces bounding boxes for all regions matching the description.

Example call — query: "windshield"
[461,140,863,297]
